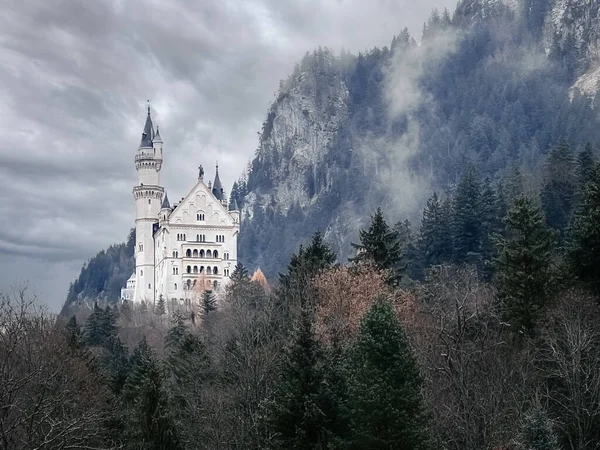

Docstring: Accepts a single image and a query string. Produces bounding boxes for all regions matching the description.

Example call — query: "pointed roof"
[229,197,239,211]
[212,163,224,200]
[153,126,162,143]
[161,192,171,209]
[139,104,154,148]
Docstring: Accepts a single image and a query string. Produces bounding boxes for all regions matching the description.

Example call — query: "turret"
[159,191,171,223]
[229,197,240,224]
[132,103,164,305]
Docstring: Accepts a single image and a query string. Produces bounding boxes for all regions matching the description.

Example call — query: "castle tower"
[132,105,164,305]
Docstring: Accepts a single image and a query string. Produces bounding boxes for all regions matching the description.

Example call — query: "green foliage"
[155,295,166,315]
[417,192,453,271]
[123,337,181,449]
[201,291,217,317]
[518,405,560,450]
[84,302,118,347]
[65,315,82,349]
[540,140,576,233]
[493,196,557,334]
[452,166,482,263]
[567,164,600,293]
[340,298,430,450]
[264,308,333,450]
[350,207,403,285]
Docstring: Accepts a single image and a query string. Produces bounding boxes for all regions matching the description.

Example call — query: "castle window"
[213,266,218,275]
[213,280,218,289]
[224,252,229,260]
[193,266,198,274]
[196,234,199,241]
[200,249,205,258]
[148,284,151,289]
[206,267,212,275]
[172,268,176,275]
[207,250,212,258]
[213,250,219,259]
[200,266,204,273]
[186,279,191,290]
[174,283,178,290]
[172,251,176,258]
[193,249,198,257]
[148,199,151,205]
[186,249,192,258]
[140,270,143,276]
[224,268,230,277]
[197,212,205,221]
[187,266,191,274]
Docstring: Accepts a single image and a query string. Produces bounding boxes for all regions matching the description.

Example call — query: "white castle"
[121,105,240,308]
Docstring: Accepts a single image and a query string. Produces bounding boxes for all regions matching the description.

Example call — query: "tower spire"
[212,162,224,200]
[139,101,154,148]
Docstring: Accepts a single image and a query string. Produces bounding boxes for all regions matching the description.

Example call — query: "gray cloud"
[0,0,456,310]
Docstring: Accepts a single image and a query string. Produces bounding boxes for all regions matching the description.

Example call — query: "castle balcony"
[135,152,162,162]
[121,288,135,301]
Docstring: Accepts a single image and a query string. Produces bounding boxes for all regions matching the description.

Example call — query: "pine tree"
[480,178,502,270]
[230,262,250,284]
[264,307,333,450]
[452,166,482,263]
[518,405,560,450]
[165,316,210,385]
[341,298,430,449]
[123,336,181,449]
[201,291,217,317]
[350,207,403,285]
[155,295,166,315]
[575,143,595,205]
[65,315,82,349]
[417,192,453,272]
[492,196,556,334]
[567,164,600,293]
[540,139,576,233]
[83,302,103,346]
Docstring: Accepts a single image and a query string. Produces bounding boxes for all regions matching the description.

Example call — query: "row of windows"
[176,234,224,243]
[197,213,205,221]
[173,280,219,291]
[216,235,225,243]
[185,249,219,258]
[172,267,179,275]
[186,265,219,274]
[177,233,187,241]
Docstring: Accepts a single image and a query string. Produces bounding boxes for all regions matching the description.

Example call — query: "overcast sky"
[0,0,457,311]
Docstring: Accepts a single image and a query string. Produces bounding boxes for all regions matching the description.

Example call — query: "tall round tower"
[133,105,164,305]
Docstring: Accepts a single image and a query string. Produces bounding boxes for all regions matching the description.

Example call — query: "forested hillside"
[236,0,600,279]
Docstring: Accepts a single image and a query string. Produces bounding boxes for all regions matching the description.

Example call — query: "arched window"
[172,267,176,275]
[186,249,192,257]
[196,234,199,241]
[193,249,198,257]
[148,199,151,205]
[172,251,176,258]
[213,266,218,275]
[186,279,191,290]
[193,266,198,274]
[200,266,204,273]
[213,250,219,259]
[140,270,143,276]
[213,280,218,289]
[197,212,205,221]
[174,283,178,290]
[186,266,191,274]
[200,249,205,258]
[184,234,186,241]
[224,268,229,277]
[206,267,212,275]
[207,250,212,258]
[224,252,229,260]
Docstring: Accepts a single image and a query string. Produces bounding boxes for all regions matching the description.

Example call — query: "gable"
[169,180,234,227]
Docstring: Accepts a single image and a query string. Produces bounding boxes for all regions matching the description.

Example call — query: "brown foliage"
[314,265,390,346]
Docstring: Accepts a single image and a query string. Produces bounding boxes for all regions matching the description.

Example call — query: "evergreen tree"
[201,291,217,317]
[83,303,117,347]
[264,307,333,450]
[492,196,556,334]
[518,405,560,450]
[575,143,595,204]
[120,299,133,323]
[165,315,211,385]
[417,192,453,272]
[350,207,403,285]
[480,178,502,270]
[230,262,250,284]
[65,315,82,349]
[452,166,482,263]
[155,295,166,316]
[567,164,600,293]
[341,298,430,449]
[123,336,181,449]
[540,139,576,233]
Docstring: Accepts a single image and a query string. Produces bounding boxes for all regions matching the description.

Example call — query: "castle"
[120,105,240,308]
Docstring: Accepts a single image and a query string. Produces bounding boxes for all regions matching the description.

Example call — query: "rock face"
[235,0,600,282]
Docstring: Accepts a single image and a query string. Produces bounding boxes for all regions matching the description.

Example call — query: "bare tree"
[536,290,600,450]
[0,286,112,450]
